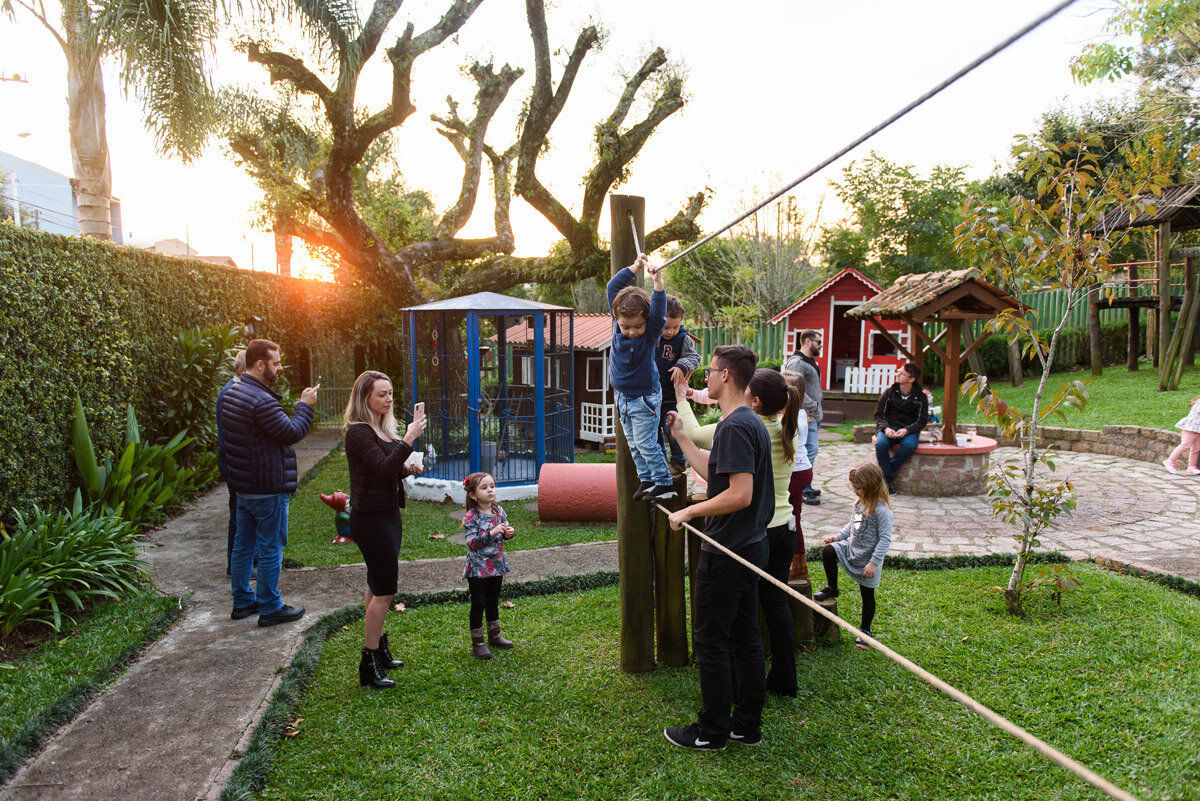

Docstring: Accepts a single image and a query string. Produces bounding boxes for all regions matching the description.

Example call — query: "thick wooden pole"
[1127,264,1139,372]
[653,488,688,666]
[612,194,655,673]
[1157,222,1172,387]
[1088,288,1103,376]
[1170,259,1200,391]
[941,319,961,444]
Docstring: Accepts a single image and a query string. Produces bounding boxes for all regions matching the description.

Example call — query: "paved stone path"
[3,433,1197,801]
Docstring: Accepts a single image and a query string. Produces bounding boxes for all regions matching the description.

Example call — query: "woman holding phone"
[343,370,426,688]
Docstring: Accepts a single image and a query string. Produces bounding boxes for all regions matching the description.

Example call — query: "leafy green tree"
[221,0,703,308]
[3,0,216,239]
[818,153,967,285]
[955,134,1163,615]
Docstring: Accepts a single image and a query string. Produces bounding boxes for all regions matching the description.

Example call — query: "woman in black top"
[873,363,928,493]
[343,370,425,688]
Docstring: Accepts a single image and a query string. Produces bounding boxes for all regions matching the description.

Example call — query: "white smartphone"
[414,401,425,420]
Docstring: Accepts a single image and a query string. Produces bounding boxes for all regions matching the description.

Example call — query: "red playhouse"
[769,268,911,417]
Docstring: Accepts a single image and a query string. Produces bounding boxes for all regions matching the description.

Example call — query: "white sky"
[0,0,1135,277]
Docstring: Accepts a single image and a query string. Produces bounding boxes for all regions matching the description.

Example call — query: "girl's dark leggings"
[468,575,503,629]
[821,543,877,632]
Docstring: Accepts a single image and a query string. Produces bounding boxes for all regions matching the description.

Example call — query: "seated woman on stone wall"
[872,363,929,494]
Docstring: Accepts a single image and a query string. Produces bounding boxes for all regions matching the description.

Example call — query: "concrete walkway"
[3,435,1198,801]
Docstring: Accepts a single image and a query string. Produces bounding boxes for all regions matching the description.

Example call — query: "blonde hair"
[342,370,401,440]
[849,461,890,514]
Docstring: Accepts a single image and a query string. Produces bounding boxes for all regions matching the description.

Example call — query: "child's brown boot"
[471,627,491,659]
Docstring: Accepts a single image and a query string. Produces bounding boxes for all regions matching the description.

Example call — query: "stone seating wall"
[852,423,1178,463]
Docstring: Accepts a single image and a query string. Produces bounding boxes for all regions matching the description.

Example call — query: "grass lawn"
[286,454,617,567]
[255,564,1199,800]
[0,592,181,779]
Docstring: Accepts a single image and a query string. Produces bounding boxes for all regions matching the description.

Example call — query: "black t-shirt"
[703,405,773,553]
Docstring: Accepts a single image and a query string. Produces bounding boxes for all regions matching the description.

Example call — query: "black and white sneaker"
[729,729,762,746]
[646,484,678,502]
[633,481,655,501]
[855,629,874,650]
[802,490,821,506]
[664,724,725,751]
[231,603,259,620]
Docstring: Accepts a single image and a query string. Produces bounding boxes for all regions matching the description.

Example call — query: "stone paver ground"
[3,434,1198,801]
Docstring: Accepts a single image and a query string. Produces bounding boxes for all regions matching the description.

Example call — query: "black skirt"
[350,509,403,596]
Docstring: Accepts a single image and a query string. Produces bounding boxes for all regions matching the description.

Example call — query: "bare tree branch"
[645,192,705,252]
[431,61,524,238]
[246,41,333,105]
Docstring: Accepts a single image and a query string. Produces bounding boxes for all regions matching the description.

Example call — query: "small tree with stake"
[954,134,1163,615]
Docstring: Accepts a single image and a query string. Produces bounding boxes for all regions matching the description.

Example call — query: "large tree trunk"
[63,23,112,240]
[1088,294,1103,376]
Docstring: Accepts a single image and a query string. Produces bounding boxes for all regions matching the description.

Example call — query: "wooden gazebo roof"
[846,268,1020,323]
[1094,181,1200,233]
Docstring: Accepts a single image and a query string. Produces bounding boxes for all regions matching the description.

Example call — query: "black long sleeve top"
[874,384,929,436]
[344,424,414,513]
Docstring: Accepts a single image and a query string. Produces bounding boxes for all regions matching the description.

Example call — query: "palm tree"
[3,0,214,239]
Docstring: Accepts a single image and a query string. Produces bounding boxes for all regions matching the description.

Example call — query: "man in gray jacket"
[783,330,823,505]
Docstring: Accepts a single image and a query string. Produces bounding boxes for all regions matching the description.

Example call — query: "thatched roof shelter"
[846,268,1020,442]
[1093,181,1200,233]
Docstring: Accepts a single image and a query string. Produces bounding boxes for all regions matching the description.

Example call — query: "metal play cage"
[402,292,574,487]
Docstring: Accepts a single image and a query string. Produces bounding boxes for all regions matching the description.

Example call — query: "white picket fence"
[844,365,893,395]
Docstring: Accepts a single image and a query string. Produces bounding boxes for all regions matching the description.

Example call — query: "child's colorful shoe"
[646,484,678,502]
[855,629,874,650]
[813,586,839,602]
[1164,459,1179,474]
[633,481,654,500]
[1188,466,1200,475]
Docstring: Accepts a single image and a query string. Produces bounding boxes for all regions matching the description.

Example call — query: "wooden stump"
[813,597,840,646]
[789,578,815,653]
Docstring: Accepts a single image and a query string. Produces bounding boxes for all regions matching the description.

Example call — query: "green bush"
[0,502,145,635]
[0,224,402,517]
[71,396,201,530]
[922,323,1133,383]
[144,323,240,456]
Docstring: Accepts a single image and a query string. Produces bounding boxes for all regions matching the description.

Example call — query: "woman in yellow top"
[674,368,802,696]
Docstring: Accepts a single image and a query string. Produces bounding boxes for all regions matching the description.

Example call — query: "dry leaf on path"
[429,532,445,539]
[502,600,515,609]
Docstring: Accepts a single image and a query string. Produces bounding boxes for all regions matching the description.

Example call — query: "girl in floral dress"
[462,472,515,659]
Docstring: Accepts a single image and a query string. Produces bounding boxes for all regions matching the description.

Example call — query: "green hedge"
[922,321,1143,383]
[0,224,401,517]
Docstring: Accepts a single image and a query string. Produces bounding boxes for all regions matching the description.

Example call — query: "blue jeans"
[805,417,820,466]
[615,387,671,486]
[875,430,920,483]
[232,494,290,614]
[226,485,237,575]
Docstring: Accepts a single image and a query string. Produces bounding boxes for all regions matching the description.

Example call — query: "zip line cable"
[652,500,1141,801]
[657,0,1080,269]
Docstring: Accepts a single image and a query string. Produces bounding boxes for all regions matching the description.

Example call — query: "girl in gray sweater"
[814,462,893,649]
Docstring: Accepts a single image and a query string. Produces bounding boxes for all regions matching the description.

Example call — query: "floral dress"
[1175,399,1200,434]
[462,505,512,579]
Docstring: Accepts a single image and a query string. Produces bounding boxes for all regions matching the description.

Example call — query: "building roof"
[402,291,573,313]
[1094,181,1200,233]
[845,268,1019,321]
[768,268,882,325]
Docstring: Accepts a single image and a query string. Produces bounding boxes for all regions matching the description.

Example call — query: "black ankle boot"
[378,632,403,669]
[359,648,396,689]
[814,586,839,602]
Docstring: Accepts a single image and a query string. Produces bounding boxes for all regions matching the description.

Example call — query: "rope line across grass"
[653,502,1141,801]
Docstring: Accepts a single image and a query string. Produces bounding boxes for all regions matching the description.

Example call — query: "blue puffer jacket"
[219,374,314,494]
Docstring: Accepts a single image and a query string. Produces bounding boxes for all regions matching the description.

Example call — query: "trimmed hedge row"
[922,321,1142,383]
[0,225,401,517]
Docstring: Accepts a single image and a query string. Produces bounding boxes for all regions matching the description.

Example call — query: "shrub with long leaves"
[0,502,146,636]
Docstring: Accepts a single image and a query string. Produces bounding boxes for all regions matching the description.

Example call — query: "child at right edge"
[606,254,677,502]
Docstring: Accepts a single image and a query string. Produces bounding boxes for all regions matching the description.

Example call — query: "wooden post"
[912,322,926,370]
[652,484,688,667]
[1127,306,1139,371]
[1170,258,1200,391]
[940,319,961,444]
[612,194,655,673]
[1157,222,1172,386]
[1088,287,1103,376]
[1186,257,1198,366]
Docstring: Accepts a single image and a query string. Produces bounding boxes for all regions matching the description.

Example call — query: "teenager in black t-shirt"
[662,344,773,751]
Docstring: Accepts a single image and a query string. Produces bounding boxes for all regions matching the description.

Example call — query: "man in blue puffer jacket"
[221,339,318,626]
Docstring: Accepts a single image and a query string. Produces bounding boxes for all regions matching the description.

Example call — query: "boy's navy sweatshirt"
[606,267,666,396]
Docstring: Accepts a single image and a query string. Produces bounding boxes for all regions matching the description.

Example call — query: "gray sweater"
[784,353,822,423]
[831,503,893,589]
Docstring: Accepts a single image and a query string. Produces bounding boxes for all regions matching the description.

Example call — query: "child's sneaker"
[813,586,839,602]
[855,629,874,650]
[646,484,678,502]
[1164,459,1179,474]
[1188,466,1200,475]
[668,460,687,478]
[633,481,654,500]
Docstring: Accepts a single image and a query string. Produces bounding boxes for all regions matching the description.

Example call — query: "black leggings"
[821,544,877,632]
[468,575,503,628]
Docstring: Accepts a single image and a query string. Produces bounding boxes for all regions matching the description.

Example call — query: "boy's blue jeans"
[231,493,290,614]
[615,387,672,486]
